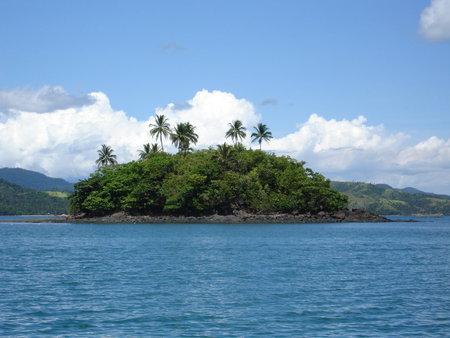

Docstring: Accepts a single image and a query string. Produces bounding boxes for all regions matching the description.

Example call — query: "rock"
[111,211,126,218]
[332,211,346,219]
[49,208,395,224]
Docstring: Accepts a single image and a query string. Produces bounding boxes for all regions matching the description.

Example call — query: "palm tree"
[216,143,233,163]
[138,143,159,160]
[251,123,273,150]
[96,144,118,167]
[150,143,159,153]
[170,122,199,154]
[225,120,246,145]
[149,114,171,151]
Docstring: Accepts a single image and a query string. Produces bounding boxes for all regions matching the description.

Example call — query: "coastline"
[0,209,400,224]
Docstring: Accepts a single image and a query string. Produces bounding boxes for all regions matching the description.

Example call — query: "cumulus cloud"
[0,86,94,117]
[0,92,149,179]
[0,88,259,180]
[396,136,450,168]
[1,86,449,194]
[267,115,450,194]
[420,0,450,41]
[155,89,260,148]
[269,114,407,170]
[391,137,450,192]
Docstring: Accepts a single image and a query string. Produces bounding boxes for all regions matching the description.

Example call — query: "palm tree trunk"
[160,134,164,152]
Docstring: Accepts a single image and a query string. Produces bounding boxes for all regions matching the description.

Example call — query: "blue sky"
[1,0,450,193]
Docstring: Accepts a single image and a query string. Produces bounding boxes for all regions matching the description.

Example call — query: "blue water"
[0,215,62,220]
[1,218,449,336]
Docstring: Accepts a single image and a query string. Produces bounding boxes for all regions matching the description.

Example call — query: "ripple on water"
[1,220,450,336]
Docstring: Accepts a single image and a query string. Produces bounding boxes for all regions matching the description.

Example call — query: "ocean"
[1,217,449,336]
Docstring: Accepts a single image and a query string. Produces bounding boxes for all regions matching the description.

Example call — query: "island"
[64,147,390,224]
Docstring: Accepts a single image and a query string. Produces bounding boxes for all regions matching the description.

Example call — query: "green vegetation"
[251,123,273,150]
[170,122,199,154]
[331,181,450,215]
[0,179,68,215]
[44,191,71,198]
[96,144,118,168]
[70,147,348,216]
[0,167,74,191]
[149,114,171,151]
[138,143,159,160]
[226,120,247,144]
[73,118,346,217]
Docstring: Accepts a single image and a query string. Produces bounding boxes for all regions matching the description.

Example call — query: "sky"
[0,0,450,194]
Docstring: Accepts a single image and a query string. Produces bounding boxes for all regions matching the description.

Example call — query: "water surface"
[1,218,449,336]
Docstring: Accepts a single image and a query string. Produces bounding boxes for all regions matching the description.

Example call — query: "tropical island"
[66,116,388,224]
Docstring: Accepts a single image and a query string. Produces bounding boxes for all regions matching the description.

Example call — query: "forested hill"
[69,148,348,216]
[331,181,450,215]
[0,168,74,192]
[0,179,68,215]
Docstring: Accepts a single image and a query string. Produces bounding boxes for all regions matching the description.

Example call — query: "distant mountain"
[375,183,392,190]
[0,178,68,215]
[398,187,450,199]
[0,168,74,192]
[332,181,450,215]
[374,183,450,199]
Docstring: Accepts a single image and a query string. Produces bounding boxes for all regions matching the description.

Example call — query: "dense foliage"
[0,179,68,215]
[331,181,450,215]
[70,148,348,216]
[0,167,74,192]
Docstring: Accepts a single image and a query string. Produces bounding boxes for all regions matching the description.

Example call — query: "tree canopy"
[0,179,68,215]
[170,122,199,154]
[70,147,347,216]
[138,143,159,160]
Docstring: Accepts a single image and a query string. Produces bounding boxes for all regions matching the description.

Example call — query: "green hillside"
[0,168,74,192]
[0,179,68,215]
[331,181,450,215]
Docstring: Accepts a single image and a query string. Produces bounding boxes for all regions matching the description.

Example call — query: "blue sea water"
[1,218,449,336]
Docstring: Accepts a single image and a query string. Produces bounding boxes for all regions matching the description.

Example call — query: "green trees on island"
[149,114,171,151]
[138,143,159,160]
[251,123,273,150]
[77,117,348,217]
[71,146,348,216]
[170,122,199,154]
[95,144,118,168]
[215,143,233,165]
[226,120,247,145]
[97,117,276,165]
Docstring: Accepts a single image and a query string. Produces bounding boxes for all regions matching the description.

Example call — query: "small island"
[68,144,388,224]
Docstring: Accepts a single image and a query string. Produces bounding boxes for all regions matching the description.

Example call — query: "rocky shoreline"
[3,208,397,224]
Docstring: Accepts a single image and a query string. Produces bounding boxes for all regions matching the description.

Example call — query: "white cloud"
[0,91,149,179]
[420,0,450,41]
[269,114,407,170]
[1,86,449,194]
[389,137,450,193]
[0,88,259,180]
[0,86,93,117]
[267,115,450,194]
[155,89,260,148]
[396,136,450,168]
